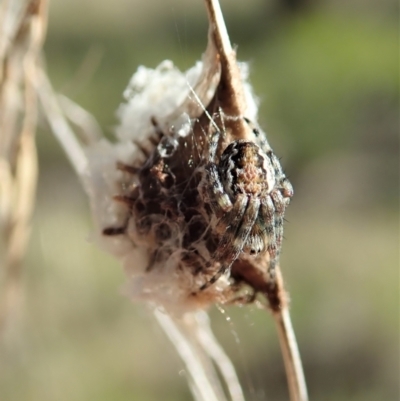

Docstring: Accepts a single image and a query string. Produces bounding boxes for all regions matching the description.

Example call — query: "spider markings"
[199,130,293,290]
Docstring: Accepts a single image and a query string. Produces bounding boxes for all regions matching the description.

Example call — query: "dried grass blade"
[273,306,309,401]
[154,308,228,401]
[0,0,47,332]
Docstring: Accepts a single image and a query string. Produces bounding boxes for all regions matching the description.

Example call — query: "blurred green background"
[1,0,398,400]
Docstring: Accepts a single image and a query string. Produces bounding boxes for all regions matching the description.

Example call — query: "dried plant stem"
[0,113,37,333]
[203,1,309,400]
[193,311,245,401]
[204,0,232,56]
[154,309,226,401]
[58,94,103,145]
[269,267,309,401]
[273,308,309,401]
[203,0,248,139]
[37,68,88,178]
[154,310,245,401]
[0,0,47,333]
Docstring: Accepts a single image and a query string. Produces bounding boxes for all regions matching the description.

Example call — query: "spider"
[199,127,293,291]
[103,116,293,295]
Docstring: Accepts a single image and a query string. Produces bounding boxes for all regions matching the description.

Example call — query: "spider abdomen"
[219,140,275,199]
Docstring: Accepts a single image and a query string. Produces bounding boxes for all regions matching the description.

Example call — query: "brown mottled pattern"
[103,103,293,299]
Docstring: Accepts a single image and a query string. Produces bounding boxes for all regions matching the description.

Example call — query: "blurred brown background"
[1,0,398,400]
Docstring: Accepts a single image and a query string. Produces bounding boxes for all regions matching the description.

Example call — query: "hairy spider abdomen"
[219,140,275,198]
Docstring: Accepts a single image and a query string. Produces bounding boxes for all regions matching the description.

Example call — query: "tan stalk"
[0,0,48,333]
[203,1,309,400]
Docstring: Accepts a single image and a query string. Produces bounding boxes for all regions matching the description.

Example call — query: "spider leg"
[271,189,286,252]
[243,117,273,155]
[200,131,232,214]
[204,163,232,214]
[207,130,220,161]
[209,193,248,261]
[269,152,282,175]
[260,196,278,283]
[261,196,277,253]
[269,152,294,200]
[261,188,288,287]
[281,177,294,200]
[200,196,260,291]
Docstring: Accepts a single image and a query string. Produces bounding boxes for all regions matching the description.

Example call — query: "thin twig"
[273,307,309,401]
[270,267,309,401]
[37,68,88,178]
[203,0,249,139]
[203,1,309,400]
[58,94,103,145]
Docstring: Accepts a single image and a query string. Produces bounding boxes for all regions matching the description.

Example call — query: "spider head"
[219,140,275,199]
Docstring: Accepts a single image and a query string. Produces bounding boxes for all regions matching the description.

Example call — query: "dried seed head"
[84,28,292,314]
